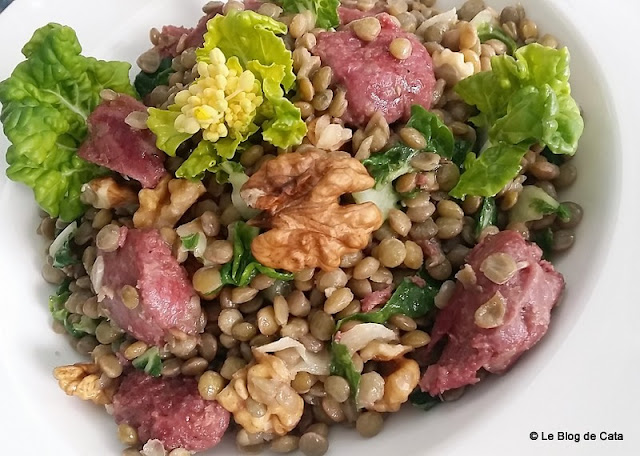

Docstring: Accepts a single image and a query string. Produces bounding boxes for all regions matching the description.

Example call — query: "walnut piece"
[53,363,115,405]
[81,177,138,210]
[133,175,205,229]
[216,352,304,436]
[372,358,420,413]
[240,148,383,271]
[359,340,412,362]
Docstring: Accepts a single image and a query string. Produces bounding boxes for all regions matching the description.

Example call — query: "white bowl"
[0,0,623,455]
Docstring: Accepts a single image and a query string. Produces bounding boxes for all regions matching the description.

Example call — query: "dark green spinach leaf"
[134,57,174,98]
[330,342,361,399]
[220,222,294,288]
[474,197,497,238]
[337,273,440,328]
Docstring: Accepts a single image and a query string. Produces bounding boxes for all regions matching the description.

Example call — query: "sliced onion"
[337,323,398,356]
[255,337,330,376]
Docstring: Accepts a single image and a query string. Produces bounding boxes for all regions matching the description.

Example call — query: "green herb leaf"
[49,221,79,269]
[71,315,99,336]
[0,23,135,220]
[337,274,440,328]
[532,227,554,260]
[134,57,174,98]
[220,221,294,287]
[280,0,340,29]
[474,197,497,238]
[355,106,456,218]
[362,144,418,187]
[49,280,99,338]
[181,233,201,251]
[406,105,454,158]
[49,280,72,323]
[408,389,441,411]
[452,136,474,167]
[353,144,417,218]
[132,347,163,377]
[329,342,361,399]
[509,185,565,224]
[477,23,517,55]
[530,199,571,222]
[449,143,528,199]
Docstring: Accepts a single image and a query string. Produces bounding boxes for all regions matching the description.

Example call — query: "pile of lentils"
[38,1,583,455]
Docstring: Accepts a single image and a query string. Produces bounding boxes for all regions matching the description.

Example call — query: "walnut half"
[133,175,205,229]
[80,177,138,210]
[53,363,115,405]
[241,148,383,272]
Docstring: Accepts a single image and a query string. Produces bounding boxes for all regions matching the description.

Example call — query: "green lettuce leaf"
[220,221,294,287]
[452,137,474,167]
[175,140,217,179]
[329,342,361,400]
[134,57,174,98]
[455,43,582,156]
[247,61,306,148]
[146,107,194,157]
[0,23,135,220]
[337,273,439,328]
[132,346,163,377]
[454,71,512,129]
[474,197,497,237]
[490,85,582,156]
[280,0,340,30]
[449,143,528,199]
[406,105,454,158]
[477,23,517,55]
[198,10,295,90]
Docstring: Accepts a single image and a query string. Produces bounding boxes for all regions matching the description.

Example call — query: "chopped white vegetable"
[509,185,560,223]
[470,7,500,28]
[416,8,458,35]
[48,221,77,260]
[337,323,398,356]
[255,337,331,376]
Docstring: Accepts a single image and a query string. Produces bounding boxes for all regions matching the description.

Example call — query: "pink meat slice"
[99,227,201,346]
[419,231,564,396]
[312,13,436,128]
[78,94,167,188]
[155,25,193,58]
[113,370,230,452]
[361,285,393,312]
